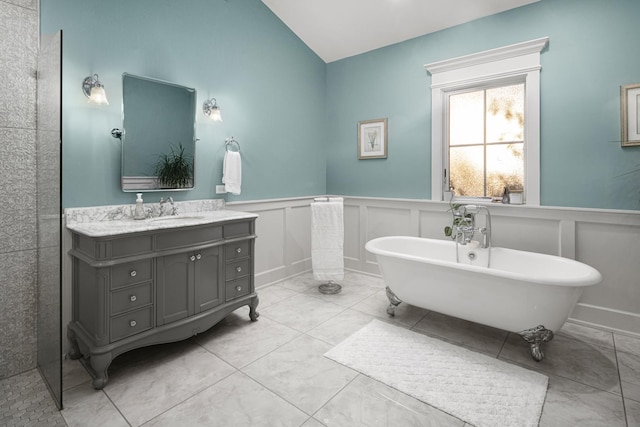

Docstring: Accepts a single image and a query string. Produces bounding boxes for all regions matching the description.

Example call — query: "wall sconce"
[203,98,223,122]
[82,74,109,105]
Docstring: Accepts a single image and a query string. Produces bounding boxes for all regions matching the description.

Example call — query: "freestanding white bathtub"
[365,236,602,361]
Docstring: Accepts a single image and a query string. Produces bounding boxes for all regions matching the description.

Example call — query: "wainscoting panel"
[490,215,559,255]
[572,221,640,332]
[229,197,315,287]
[253,208,285,281]
[365,206,414,263]
[419,209,452,239]
[285,204,311,267]
[344,204,361,263]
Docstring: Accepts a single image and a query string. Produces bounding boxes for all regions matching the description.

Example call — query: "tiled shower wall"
[0,0,39,379]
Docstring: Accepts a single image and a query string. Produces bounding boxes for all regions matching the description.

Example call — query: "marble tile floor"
[4,271,639,426]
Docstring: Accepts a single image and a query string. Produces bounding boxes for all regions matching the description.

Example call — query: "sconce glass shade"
[82,74,109,105]
[203,98,222,122]
[88,85,109,105]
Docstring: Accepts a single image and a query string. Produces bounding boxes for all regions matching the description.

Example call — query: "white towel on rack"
[223,150,242,195]
[311,198,344,282]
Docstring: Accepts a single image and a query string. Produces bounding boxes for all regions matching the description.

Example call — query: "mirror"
[120,73,197,191]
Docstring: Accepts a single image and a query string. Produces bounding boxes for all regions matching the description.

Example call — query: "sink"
[150,215,206,222]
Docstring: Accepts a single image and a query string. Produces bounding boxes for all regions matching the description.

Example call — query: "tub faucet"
[454,213,476,245]
[159,196,177,216]
[456,205,492,249]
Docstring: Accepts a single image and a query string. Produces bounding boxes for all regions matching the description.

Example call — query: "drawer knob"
[129,320,137,327]
[190,255,196,261]
[130,270,137,277]
[196,253,202,260]
[236,266,242,273]
[130,295,137,302]
[236,286,242,292]
[235,247,242,254]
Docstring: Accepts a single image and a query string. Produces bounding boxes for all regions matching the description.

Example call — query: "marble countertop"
[66,209,258,237]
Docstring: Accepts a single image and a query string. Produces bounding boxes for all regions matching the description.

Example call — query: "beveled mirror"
[118,73,197,191]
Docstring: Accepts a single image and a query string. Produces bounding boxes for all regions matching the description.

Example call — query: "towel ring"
[225,137,240,152]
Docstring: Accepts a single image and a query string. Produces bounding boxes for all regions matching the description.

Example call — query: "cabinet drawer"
[156,226,222,251]
[225,241,250,261]
[224,221,251,238]
[110,282,152,316]
[111,235,153,259]
[111,260,152,290]
[226,259,250,281]
[110,307,153,342]
[225,277,250,301]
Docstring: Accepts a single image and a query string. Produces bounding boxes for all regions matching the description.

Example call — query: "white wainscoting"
[62,195,640,355]
[232,196,640,337]
[228,197,313,287]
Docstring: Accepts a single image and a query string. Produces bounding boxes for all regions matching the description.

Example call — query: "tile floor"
[3,271,640,426]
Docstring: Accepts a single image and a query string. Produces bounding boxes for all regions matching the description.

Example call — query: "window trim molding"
[425,37,549,205]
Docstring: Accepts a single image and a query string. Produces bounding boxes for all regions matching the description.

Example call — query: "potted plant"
[154,143,193,188]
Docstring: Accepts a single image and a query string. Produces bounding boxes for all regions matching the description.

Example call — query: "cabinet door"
[194,246,222,313]
[156,253,192,325]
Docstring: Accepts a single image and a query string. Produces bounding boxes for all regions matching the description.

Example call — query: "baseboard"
[569,302,640,337]
[255,259,311,288]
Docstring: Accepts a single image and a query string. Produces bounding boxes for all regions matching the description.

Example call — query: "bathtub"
[365,236,602,361]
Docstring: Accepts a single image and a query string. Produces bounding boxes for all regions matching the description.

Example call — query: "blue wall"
[326,0,640,210]
[42,0,640,210]
[41,0,327,208]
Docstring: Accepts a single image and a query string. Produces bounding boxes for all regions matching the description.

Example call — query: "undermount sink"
[150,215,206,222]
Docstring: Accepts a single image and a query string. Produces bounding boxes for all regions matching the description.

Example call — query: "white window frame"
[425,37,549,205]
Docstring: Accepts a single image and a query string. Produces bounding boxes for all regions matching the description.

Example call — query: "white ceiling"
[262,0,539,63]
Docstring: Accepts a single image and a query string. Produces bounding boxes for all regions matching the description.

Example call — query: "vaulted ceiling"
[262,0,540,63]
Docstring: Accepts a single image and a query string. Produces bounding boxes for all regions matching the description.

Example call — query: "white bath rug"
[325,320,548,427]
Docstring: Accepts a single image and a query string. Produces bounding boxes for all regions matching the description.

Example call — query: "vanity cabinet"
[67,218,258,389]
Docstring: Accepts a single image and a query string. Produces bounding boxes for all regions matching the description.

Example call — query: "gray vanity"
[66,207,258,389]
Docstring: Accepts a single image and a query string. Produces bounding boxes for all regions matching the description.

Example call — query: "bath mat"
[325,320,548,427]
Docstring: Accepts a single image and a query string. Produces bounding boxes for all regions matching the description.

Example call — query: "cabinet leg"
[249,295,260,321]
[67,328,83,360]
[89,353,112,390]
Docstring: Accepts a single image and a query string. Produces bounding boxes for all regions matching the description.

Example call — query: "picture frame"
[358,118,387,159]
[621,83,640,147]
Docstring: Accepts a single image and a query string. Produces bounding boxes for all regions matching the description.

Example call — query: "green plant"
[443,198,472,239]
[444,203,462,239]
[154,143,193,188]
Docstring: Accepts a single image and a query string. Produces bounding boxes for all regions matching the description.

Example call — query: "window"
[425,37,549,205]
[447,82,524,198]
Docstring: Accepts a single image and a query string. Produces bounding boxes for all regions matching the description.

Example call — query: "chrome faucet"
[454,212,476,245]
[454,205,492,249]
[159,196,177,216]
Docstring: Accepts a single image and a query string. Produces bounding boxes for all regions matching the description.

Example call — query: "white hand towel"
[223,151,242,195]
[311,198,344,282]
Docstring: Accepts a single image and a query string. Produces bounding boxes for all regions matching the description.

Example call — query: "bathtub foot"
[385,287,402,316]
[517,325,554,362]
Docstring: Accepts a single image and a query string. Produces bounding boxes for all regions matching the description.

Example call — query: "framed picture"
[621,83,640,147]
[358,118,387,159]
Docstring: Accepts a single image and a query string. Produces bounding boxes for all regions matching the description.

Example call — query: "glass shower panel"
[37,31,62,409]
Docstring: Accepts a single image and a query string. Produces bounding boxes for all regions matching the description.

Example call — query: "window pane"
[486,143,524,197]
[450,90,484,146]
[486,84,524,143]
[450,145,484,196]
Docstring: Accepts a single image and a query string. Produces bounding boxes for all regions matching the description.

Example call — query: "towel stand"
[225,137,240,152]
[319,281,342,295]
[312,197,343,295]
